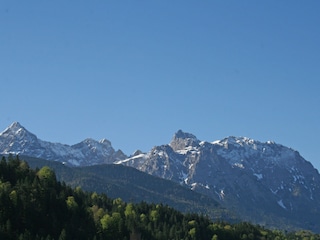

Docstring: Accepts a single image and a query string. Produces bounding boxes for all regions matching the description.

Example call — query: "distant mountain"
[0,122,126,166]
[1,123,320,232]
[117,130,320,232]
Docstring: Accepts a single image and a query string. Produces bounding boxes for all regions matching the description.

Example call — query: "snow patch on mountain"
[277,199,287,210]
[254,173,263,180]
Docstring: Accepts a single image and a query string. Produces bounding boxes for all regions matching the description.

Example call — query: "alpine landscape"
[1,122,320,239]
[2,1,320,239]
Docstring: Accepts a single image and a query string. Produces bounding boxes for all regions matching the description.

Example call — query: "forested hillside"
[0,155,319,240]
[23,155,234,222]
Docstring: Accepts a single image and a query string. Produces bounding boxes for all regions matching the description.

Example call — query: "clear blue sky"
[1,1,320,170]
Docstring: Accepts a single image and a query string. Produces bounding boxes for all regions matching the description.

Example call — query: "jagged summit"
[170,130,200,151]
[1,121,28,135]
[173,130,198,140]
[8,121,23,130]
[0,122,39,154]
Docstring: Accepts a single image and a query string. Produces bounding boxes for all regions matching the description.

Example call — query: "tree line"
[0,155,319,240]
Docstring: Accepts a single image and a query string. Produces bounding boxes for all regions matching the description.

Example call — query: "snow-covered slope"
[0,122,126,166]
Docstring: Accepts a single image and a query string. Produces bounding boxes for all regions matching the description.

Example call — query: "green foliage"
[1,155,320,240]
[37,166,56,187]
[66,196,78,210]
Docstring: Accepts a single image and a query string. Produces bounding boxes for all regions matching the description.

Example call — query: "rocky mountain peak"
[0,122,39,155]
[0,122,37,140]
[8,121,23,130]
[169,130,200,151]
[173,130,197,139]
[1,122,28,136]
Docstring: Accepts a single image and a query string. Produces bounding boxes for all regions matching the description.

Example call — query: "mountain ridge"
[1,122,320,232]
[0,122,127,166]
[116,128,320,232]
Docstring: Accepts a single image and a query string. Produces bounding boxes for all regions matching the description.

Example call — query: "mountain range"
[1,122,320,232]
[0,122,126,166]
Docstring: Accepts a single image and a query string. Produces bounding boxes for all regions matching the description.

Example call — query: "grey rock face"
[169,129,200,151]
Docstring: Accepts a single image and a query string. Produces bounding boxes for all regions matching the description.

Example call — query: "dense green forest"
[0,156,319,240]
